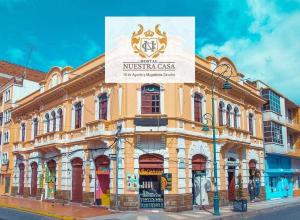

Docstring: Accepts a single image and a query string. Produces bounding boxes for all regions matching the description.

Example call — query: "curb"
[0,203,75,220]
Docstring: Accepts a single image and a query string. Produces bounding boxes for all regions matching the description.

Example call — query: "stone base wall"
[110,193,193,211]
[164,193,193,212]
[208,186,266,207]
[11,186,18,196]
[83,192,94,204]
[110,194,139,211]
[23,187,30,197]
[55,190,71,201]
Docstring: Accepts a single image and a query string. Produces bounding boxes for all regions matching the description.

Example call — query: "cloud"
[199,0,300,104]
[5,48,25,63]
[84,39,101,59]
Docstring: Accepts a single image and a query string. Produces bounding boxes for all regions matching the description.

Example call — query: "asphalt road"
[247,204,300,220]
[0,208,55,220]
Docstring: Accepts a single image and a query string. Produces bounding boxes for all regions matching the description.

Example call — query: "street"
[0,208,54,220]
[246,204,300,220]
[86,203,300,220]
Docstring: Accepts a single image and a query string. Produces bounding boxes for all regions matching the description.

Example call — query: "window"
[0,113,2,126]
[51,111,56,132]
[33,118,38,138]
[4,131,9,143]
[218,102,224,126]
[45,113,50,133]
[233,107,239,128]
[57,108,63,132]
[288,134,294,149]
[0,132,2,145]
[99,93,108,120]
[262,89,281,114]
[263,121,283,144]
[141,85,160,114]
[249,113,254,135]
[2,152,8,164]
[226,104,232,126]
[194,93,203,122]
[4,110,11,123]
[74,102,82,129]
[3,89,10,102]
[21,123,26,142]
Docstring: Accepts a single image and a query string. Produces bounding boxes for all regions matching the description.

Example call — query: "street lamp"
[201,63,233,216]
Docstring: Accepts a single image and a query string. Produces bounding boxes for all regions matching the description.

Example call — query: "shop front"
[139,154,164,209]
[192,154,209,207]
[45,160,56,199]
[265,154,294,200]
[95,155,110,206]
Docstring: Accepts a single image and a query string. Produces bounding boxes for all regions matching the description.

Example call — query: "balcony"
[285,117,300,131]
[34,132,64,148]
[86,120,108,138]
[218,126,251,144]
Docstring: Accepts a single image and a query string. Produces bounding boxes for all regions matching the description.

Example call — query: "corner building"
[11,55,265,211]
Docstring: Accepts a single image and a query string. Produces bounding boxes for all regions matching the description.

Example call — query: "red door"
[72,158,83,202]
[228,169,235,201]
[31,162,38,197]
[19,163,25,195]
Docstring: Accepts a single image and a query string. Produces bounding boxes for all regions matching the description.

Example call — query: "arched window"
[194,93,203,122]
[51,111,56,132]
[249,113,254,135]
[21,123,26,142]
[218,102,224,126]
[57,108,63,132]
[233,107,239,128]
[74,102,82,129]
[45,113,50,133]
[141,84,160,114]
[226,104,232,126]
[99,93,108,120]
[33,118,38,138]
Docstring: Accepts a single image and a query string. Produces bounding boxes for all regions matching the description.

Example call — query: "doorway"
[19,163,25,195]
[46,160,56,199]
[71,158,83,203]
[31,162,38,197]
[228,166,236,201]
[192,154,208,206]
[139,154,164,209]
[95,155,110,206]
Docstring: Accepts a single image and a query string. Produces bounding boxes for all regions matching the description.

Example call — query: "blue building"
[254,81,300,200]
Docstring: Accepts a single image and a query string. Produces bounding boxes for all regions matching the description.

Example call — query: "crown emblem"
[144,30,154,37]
[131,24,167,58]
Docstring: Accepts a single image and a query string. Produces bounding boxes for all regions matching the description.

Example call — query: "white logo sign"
[105,16,195,83]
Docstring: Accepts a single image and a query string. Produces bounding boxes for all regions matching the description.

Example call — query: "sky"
[1,0,300,103]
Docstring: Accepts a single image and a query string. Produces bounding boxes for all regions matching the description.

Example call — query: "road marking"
[166,214,188,219]
[183,213,208,218]
[137,215,149,220]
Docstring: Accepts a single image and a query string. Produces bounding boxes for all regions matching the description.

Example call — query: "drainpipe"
[115,122,122,210]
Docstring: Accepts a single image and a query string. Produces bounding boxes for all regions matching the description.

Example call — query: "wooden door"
[31,162,38,197]
[228,169,235,201]
[19,163,25,195]
[72,158,83,203]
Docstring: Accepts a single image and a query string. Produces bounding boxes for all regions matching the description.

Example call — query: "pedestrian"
[254,170,261,200]
[248,177,255,202]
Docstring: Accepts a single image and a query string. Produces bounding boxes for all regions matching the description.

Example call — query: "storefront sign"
[126,173,139,191]
[140,193,164,208]
[96,166,110,175]
[161,173,172,191]
[139,168,163,176]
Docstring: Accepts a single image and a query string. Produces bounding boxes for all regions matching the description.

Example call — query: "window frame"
[74,102,82,129]
[194,93,203,123]
[141,84,160,114]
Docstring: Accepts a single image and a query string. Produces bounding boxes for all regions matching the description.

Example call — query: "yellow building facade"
[11,55,265,211]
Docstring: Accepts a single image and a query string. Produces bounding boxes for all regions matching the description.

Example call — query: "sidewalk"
[86,196,300,220]
[0,196,112,220]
